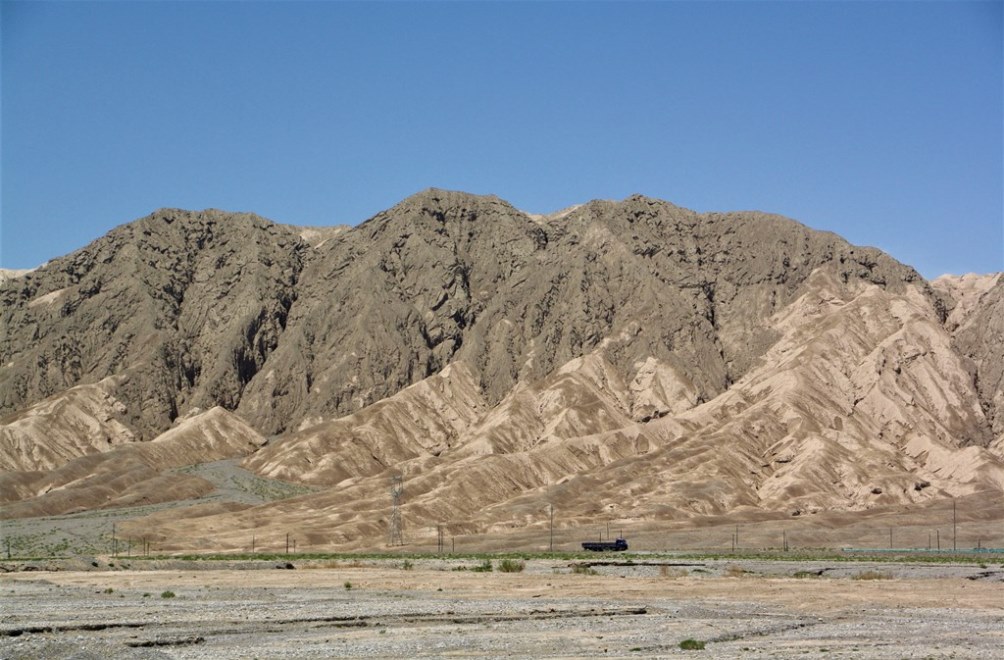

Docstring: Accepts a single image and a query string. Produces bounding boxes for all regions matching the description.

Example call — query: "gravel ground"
[1,558,1002,659]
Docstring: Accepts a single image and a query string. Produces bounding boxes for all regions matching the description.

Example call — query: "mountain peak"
[359,188,535,241]
[394,188,513,212]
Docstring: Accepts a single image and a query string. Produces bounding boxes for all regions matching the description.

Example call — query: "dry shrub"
[571,564,598,576]
[301,560,341,569]
[724,564,747,578]
[498,558,525,573]
[659,565,687,578]
[852,570,891,581]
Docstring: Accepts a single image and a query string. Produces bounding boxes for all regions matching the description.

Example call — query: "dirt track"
[1,557,1002,659]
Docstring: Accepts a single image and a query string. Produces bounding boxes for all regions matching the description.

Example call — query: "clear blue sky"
[2,1,1001,278]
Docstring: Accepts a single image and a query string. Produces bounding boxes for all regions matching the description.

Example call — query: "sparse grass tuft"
[498,558,525,573]
[160,590,175,599]
[571,564,598,576]
[471,559,493,573]
[343,581,353,590]
[401,559,414,571]
[659,565,687,578]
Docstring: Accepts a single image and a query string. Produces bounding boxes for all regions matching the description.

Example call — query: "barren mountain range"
[1,189,1001,551]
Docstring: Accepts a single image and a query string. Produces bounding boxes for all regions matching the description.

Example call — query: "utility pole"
[549,503,554,553]
[953,499,957,552]
[389,474,404,547]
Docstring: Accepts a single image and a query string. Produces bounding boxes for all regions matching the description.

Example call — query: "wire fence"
[2,516,1001,559]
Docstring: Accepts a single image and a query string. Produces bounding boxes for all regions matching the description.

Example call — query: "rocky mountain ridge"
[1,189,1001,550]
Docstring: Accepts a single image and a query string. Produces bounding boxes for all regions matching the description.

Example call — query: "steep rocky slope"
[236,190,929,437]
[932,274,1004,438]
[126,270,1002,551]
[1,191,927,445]
[0,209,307,441]
[1,190,1001,550]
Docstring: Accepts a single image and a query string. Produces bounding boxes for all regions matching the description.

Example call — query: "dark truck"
[581,537,628,552]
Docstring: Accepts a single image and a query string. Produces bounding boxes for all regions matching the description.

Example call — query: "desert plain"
[2,553,1003,660]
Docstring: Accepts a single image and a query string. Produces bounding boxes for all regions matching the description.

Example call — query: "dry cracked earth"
[1,557,1002,659]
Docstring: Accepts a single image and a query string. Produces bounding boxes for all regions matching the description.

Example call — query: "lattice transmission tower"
[388,474,404,546]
